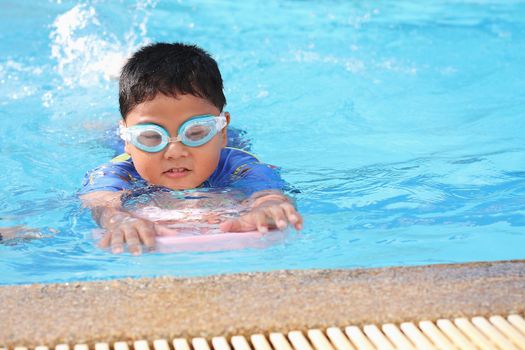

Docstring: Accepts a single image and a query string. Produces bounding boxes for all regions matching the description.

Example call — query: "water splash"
[49,1,157,87]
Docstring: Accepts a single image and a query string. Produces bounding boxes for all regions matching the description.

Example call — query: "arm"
[81,191,157,255]
[80,156,158,254]
[216,149,303,232]
[219,189,303,233]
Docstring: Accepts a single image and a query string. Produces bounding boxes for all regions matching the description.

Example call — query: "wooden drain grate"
[4,314,525,350]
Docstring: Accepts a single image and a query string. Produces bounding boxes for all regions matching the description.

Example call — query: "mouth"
[163,167,191,178]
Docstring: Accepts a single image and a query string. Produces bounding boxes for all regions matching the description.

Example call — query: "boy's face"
[123,93,229,190]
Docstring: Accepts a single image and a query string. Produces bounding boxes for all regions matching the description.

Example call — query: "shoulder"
[218,148,286,195]
[206,147,284,192]
[89,153,137,177]
[221,147,261,162]
[79,153,143,194]
[217,147,265,175]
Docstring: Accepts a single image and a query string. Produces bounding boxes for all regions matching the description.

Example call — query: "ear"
[220,112,230,148]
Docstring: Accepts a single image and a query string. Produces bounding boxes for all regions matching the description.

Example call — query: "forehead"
[125,93,219,126]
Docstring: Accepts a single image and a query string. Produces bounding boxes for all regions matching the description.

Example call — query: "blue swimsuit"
[80,147,286,196]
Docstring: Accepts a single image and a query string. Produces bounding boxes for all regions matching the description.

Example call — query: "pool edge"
[1,259,524,347]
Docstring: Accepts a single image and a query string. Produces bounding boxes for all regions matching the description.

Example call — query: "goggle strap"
[118,124,130,142]
[216,115,227,131]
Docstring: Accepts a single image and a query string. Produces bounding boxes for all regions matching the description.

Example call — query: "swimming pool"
[1,0,524,285]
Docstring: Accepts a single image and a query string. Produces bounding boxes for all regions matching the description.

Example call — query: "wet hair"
[119,42,226,118]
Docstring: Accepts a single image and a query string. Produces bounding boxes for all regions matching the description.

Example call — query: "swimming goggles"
[119,113,227,152]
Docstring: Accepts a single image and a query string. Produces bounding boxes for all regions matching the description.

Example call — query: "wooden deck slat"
[419,320,456,350]
[288,331,314,350]
[326,327,355,350]
[489,315,525,349]
[400,322,437,350]
[173,338,191,350]
[306,329,334,350]
[382,323,416,350]
[115,342,130,350]
[345,326,375,350]
[212,337,231,350]
[454,318,496,350]
[269,333,294,350]
[152,339,170,350]
[472,316,518,350]
[251,334,273,350]
[134,340,150,350]
[95,343,110,350]
[362,325,395,350]
[193,338,211,350]
[436,319,476,350]
[508,315,525,336]
[231,336,252,350]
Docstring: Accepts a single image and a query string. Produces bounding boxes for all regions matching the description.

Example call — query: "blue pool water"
[1,0,524,285]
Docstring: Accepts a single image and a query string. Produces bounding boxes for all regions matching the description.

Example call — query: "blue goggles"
[119,114,227,152]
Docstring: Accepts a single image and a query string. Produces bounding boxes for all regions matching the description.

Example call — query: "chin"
[165,181,199,191]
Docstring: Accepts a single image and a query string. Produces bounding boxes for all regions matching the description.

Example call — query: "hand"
[220,198,303,233]
[98,213,157,255]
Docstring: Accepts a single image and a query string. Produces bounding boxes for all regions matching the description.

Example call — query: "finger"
[255,211,269,233]
[122,226,142,255]
[220,216,255,232]
[136,221,156,248]
[293,210,304,230]
[268,206,287,230]
[281,203,304,230]
[294,213,304,230]
[281,203,299,224]
[155,224,178,236]
[110,229,125,254]
[98,230,112,248]
[219,220,235,232]
[220,219,244,232]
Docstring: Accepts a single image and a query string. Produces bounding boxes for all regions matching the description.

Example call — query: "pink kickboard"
[156,230,286,252]
[93,228,286,253]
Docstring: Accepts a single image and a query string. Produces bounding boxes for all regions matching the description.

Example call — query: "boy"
[80,43,303,255]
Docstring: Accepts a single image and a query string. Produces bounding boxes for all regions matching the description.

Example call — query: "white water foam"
[49,1,157,88]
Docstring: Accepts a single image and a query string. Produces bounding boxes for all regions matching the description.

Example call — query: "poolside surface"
[1,260,524,347]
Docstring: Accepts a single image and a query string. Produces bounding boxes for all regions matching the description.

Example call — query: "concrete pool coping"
[1,260,524,347]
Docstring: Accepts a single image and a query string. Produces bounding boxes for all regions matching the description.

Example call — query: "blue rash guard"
[79,147,286,196]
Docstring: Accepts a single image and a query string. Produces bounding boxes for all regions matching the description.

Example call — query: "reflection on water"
[123,187,248,232]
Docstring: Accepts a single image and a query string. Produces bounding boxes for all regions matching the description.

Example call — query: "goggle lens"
[184,124,213,141]
[136,130,163,148]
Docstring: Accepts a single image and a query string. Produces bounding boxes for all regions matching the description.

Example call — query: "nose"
[163,140,189,159]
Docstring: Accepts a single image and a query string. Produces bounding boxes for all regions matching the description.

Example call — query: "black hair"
[119,42,226,118]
